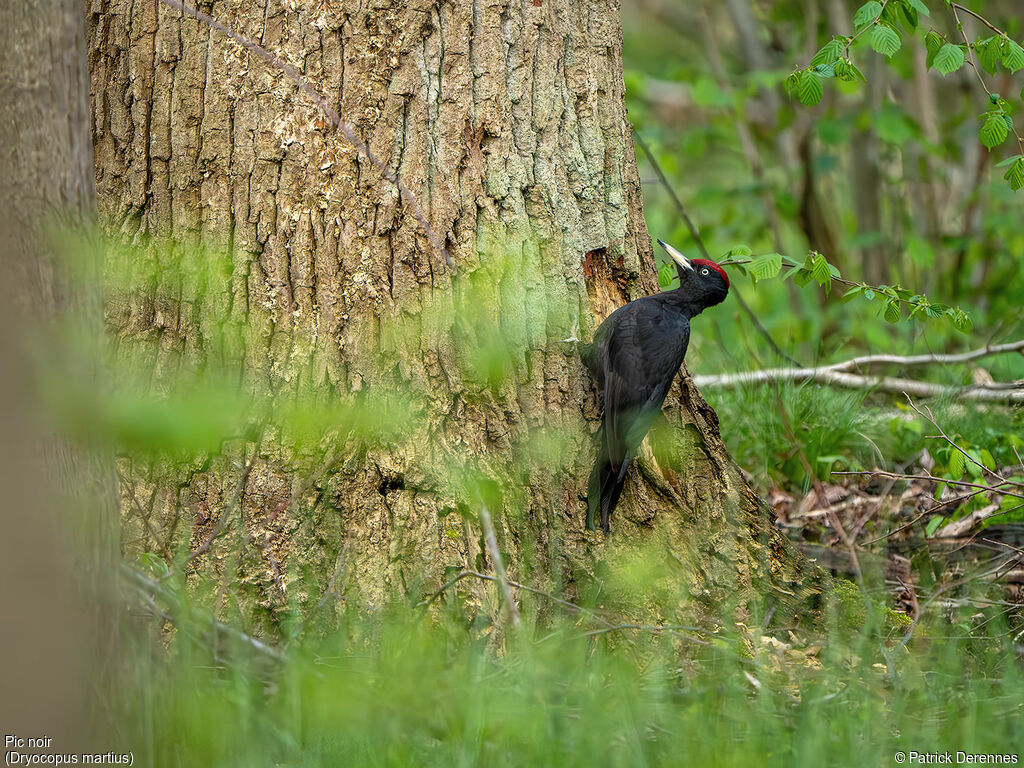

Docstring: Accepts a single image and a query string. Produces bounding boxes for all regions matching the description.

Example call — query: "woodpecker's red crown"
[690,259,730,288]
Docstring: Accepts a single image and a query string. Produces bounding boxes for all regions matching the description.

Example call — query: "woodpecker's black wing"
[587,299,690,530]
[602,301,691,468]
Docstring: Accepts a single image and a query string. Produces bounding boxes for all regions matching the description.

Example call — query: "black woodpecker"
[582,239,730,532]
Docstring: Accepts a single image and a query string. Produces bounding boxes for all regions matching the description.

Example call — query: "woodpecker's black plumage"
[583,239,730,532]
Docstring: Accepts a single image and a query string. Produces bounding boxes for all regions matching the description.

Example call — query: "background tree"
[0,0,116,747]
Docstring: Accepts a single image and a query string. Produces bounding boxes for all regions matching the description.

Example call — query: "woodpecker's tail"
[586,435,631,532]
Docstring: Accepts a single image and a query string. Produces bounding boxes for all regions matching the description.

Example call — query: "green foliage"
[871,24,902,58]
[704,382,882,488]
[854,1,883,30]
[117,579,1024,767]
[748,252,783,282]
[786,1,1024,190]
[932,43,966,74]
[999,155,1024,190]
[728,249,973,332]
[979,105,1013,150]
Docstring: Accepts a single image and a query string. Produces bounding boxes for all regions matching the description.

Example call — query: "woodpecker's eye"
[700,268,710,276]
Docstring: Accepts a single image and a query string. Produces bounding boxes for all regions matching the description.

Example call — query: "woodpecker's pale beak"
[657,239,693,271]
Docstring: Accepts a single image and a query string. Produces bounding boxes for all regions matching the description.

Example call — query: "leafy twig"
[633,131,803,368]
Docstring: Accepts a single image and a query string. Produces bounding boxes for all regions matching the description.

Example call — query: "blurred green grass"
[120,582,1023,767]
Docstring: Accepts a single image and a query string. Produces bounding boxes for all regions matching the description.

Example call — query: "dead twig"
[122,562,286,663]
[478,506,522,631]
[694,343,1024,403]
[904,394,1014,485]
[175,450,257,574]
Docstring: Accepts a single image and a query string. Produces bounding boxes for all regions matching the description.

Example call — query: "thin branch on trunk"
[422,569,704,642]
[122,562,286,663]
[175,450,257,573]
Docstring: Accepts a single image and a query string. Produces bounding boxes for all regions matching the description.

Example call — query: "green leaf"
[975,37,1002,75]
[811,253,832,289]
[784,72,801,101]
[950,308,973,333]
[892,3,918,32]
[749,252,783,282]
[979,449,996,472]
[854,1,883,29]
[834,58,867,83]
[947,448,965,478]
[933,43,965,74]
[139,552,170,577]
[924,31,944,68]
[884,298,901,323]
[1002,39,1024,72]
[657,262,675,289]
[811,38,844,67]
[871,24,902,58]
[863,288,876,301]
[798,71,824,106]
[1004,157,1024,191]
[994,154,1023,168]
[925,515,945,537]
[980,113,1010,149]
[842,285,864,302]
[903,0,929,15]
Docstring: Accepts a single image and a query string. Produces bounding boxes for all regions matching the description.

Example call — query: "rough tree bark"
[89,0,820,629]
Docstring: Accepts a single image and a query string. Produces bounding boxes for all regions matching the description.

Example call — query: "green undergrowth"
[119,580,1023,768]
[704,379,1024,496]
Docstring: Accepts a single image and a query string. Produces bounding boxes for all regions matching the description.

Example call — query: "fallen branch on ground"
[693,340,1024,403]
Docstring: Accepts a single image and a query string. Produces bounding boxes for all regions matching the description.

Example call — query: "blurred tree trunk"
[850,53,888,285]
[0,0,117,747]
[89,1,820,629]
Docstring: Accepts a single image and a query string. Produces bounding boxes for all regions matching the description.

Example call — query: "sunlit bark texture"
[90,0,820,629]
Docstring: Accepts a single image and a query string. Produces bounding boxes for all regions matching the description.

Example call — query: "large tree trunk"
[89,0,820,630]
[0,0,116,746]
